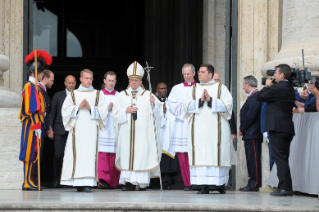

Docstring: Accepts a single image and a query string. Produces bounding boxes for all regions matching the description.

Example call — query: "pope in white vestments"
[183,64,234,194]
[113,61,161,191]
[61,69,108,192]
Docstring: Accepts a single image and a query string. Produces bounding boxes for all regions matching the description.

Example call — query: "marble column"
[203,0,226,83]
[262,0,319,76]
[0,0,24,189]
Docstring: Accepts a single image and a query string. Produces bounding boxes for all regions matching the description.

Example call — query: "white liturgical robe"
[167,82,195,153]
[98,89,118,153]
[113,86,161,187]
[61,85,108,187]
[183,79,234,186]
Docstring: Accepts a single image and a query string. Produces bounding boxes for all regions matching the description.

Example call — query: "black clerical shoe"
[163,185,171,190]
[197,187,209,194]
[77,186,92,192]
[239,185,259,192]
[97,180,109,189]
[121,183,136,191]
[52,180,63,188]
[217,185,226,194]
[22,187,42,191]
[184,186,192,191]
[137,187,146,191]
[270,189,293,196]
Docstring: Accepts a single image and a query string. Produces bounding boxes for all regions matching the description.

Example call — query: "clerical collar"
[39,82,46,92]
[66,89,70,96]
[29,76,36,84]
[102,88,116,95]
[156,96,166,102]
[78,84,94,91]
[129,86,142,92]
[200,79,215,85]
[183,81,196,87]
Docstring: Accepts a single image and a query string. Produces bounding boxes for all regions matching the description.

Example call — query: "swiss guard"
[19,50,52,191]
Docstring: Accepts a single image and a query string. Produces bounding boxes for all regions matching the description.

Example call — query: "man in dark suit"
[238,75,262,192]
[49,75,76,187]
[32,70,54,187]
[38,70,55,139]
[257,64,295,196]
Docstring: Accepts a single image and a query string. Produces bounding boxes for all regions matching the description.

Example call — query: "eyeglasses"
[182,73,192,76]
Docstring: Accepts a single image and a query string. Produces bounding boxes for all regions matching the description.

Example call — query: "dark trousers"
[269,131,293,191]
[53,133,68,182]
[244,139,262,187]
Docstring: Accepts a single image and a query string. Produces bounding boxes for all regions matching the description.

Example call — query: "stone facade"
[203,0,227,83]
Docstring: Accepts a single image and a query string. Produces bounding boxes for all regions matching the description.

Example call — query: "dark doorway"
[26,0,203,186]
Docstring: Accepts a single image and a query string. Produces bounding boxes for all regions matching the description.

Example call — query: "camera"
[261,69,277,85]
[261,67,311,87]
[261,49,312,87]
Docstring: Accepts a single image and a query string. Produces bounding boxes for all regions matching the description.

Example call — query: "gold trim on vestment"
[217,83,222,166]
[129,92,137,171]
[95,125,99,180]
[95,90,100,106]
[71,127,76,178]
[129,114,135,171]
[94,89,100,179]
[71,90,76,105]
[133,61,137,75]
[191,84,197,166]
[162,150,175,159]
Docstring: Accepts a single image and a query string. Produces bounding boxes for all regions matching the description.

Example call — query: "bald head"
[214,73,221,83]
[65,75,76,91]
[156,82,167,98]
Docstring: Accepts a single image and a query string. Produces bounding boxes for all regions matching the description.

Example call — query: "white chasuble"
[113,87,161,186]
[98,90,118,153]
[60,86,107,186]
[167,83,194,153]
[183,81,234,185]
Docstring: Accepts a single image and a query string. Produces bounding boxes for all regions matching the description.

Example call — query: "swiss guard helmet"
[25,50,52,73]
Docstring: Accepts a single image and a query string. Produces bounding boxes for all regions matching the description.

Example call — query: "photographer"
[257,64,295,197]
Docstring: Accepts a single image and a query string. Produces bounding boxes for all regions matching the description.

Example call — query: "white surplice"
[167,83,194,153]
[183,80,234,186]
[113,86,161,187]
[98,90,118,153]
[60,85,108,186]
